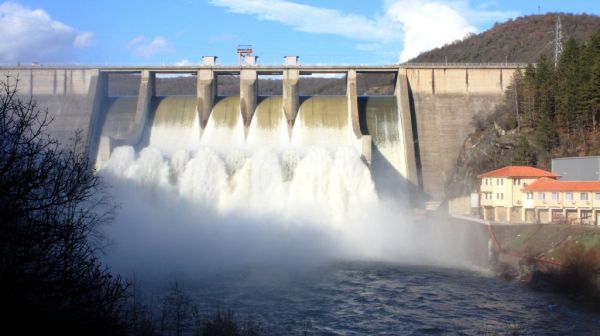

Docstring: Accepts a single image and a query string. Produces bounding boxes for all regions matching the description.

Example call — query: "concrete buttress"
[240,69,257,134]
[396,69,419,189]
[283,69,299,132]
[197,69,216,129]
[129,70,155,146]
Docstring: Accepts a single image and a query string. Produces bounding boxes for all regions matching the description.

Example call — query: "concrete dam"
[0,61,524,202]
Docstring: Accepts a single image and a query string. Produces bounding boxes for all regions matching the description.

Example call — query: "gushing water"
[99,97,469,279]
[102,145,377,228]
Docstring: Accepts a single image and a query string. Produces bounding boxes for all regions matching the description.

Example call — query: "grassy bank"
[490,224,600,311]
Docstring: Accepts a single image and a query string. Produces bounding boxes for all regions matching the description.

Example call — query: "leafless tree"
[0,76,128,334]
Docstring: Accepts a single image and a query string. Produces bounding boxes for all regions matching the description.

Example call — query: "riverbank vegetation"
[0,77,129,334]
[490,224,600,311]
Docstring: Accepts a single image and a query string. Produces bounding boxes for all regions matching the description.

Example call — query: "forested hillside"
[107,73,395,97]
[447,29,600,197]
[410,14,600,63]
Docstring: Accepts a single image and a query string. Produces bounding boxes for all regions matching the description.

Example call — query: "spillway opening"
[257,72,283,96]
[107,72,140,97]
[299,72,346,96]
[216,73,240,97]
[357,72,396,96]
[155,73,196,96]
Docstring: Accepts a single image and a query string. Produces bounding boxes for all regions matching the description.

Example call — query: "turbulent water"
[186,262,600,335]
[99,99,597,335]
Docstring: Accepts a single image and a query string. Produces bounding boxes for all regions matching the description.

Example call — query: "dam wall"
[0,63,524,202]
[0,68,105,150]
[402,66,519,200]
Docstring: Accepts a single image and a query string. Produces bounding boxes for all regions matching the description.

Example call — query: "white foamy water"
[101,145,376,228]
[99,100,476,279]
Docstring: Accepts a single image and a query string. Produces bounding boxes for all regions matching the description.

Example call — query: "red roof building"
[478,165,599,225]
[522,177,600,192]
[478,166,559,178]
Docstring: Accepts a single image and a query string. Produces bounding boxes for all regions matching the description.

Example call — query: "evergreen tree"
[522,64,537,128]
[556,38,581,133]
[590,58,600,130]
[512,136,537,166]
[535,109,558,152]
[534,56,556,123]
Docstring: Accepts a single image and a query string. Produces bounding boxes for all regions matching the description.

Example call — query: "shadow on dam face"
[358,96,416,203]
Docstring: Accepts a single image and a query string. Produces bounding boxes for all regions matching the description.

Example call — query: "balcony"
[480,198,493,206]
[480,184,493,192]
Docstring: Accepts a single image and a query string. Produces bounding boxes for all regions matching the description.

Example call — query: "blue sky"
[0,0,598,65]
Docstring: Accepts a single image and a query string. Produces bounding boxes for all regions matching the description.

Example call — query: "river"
[180,262,599,335]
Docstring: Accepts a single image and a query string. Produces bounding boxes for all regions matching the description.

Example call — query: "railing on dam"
[0,62,529,72]
[401,62,530,68]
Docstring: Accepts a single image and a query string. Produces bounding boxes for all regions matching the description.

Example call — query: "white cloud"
[210,0,517,62]
[0,2,94,63]
[128,36,173,57]
[209,0,401,42]
[175,59,198,66]
[386,0,476,61]
[386,0,518,61]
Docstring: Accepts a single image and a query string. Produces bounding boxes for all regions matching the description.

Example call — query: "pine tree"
[512,136,537,166]
[522,64,537,128]
[590,58,600,130]
[535,109,558,152]
[556,38,581,133]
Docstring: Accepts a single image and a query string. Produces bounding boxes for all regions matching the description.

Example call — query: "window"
[513,178,521,186]
[496,193,504,200]
[580,192,588,201]
[552,192,559,201]
[596,192,600,201]
[526,192,533,200]
[566,192,573,201]
[537,192,545,200]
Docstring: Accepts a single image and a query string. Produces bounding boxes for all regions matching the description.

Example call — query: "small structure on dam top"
[0,59,527,204]
[478,165,600,226]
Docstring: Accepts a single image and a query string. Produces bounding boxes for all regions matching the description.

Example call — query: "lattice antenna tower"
[554,15,563,68]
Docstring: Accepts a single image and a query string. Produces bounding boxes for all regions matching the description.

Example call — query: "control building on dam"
[0,56,526,202]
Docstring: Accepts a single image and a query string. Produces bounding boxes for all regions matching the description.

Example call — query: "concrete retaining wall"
[0,68,103,152]
[405,67,517,201]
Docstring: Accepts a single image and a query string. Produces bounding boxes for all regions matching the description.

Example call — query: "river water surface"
[185,262,599,335]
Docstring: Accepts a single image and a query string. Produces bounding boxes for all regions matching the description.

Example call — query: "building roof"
[522,177,600,192]
[478,166,559,178]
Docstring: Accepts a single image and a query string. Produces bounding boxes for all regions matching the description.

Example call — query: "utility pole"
[554,15,563,68]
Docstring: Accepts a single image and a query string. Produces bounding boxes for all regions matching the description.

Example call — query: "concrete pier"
[346,70,362,140]
[84,71,107,165]
[240,69,257,130]
[128,70,155,146]
[196,69,216,129]
[283,68,299,129]
[396,70,419,189]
